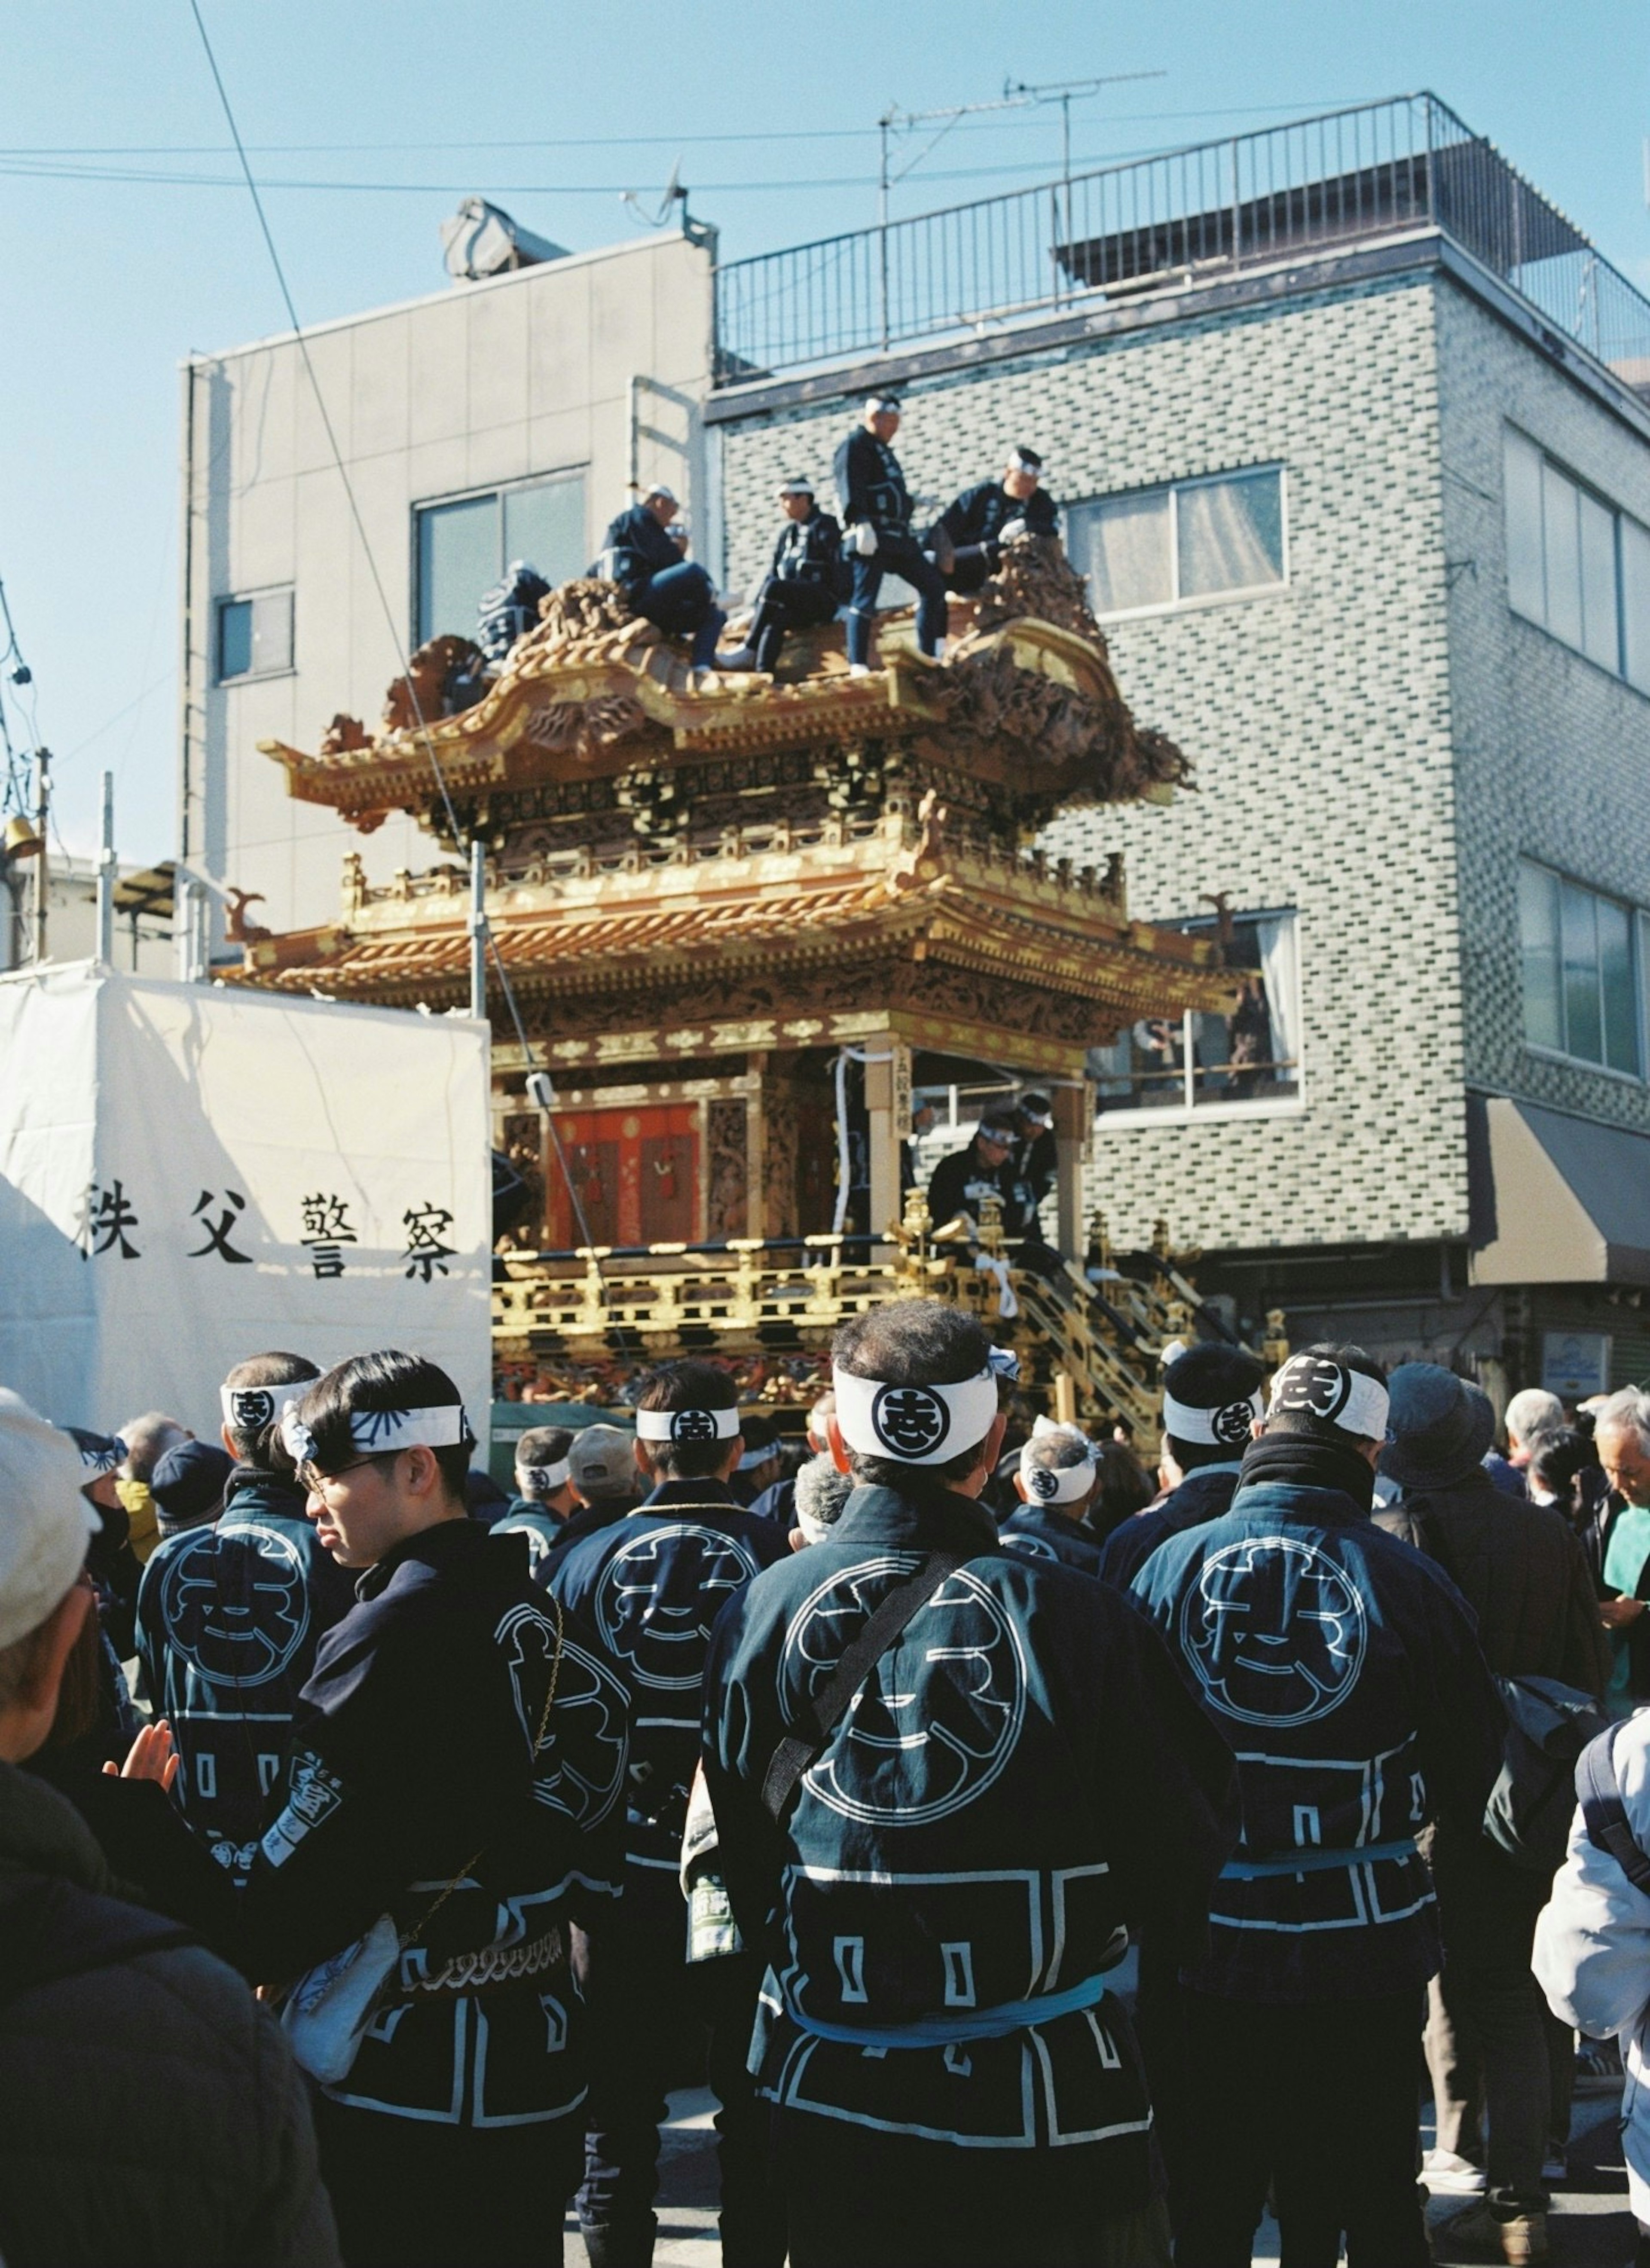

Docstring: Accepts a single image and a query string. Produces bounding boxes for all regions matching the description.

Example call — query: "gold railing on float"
[494,1187,1286,1432]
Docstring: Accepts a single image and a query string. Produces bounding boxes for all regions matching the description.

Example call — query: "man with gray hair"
[1592,1387,1650,1707]
[1485,1388,1567,1499]
[1001,1422,1105,1574]
[789,1450,852,1548]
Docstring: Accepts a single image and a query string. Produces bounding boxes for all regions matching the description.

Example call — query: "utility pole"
[468,836,487,1021]
[32,748,49,965]
[96,770,116,965]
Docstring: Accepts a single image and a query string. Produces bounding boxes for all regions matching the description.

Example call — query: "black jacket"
[599,503,684,592]
[703,1482,1238,2178]
[1375,1466,1610,1698]
[1096,1462,1245,1592]
[833,427,913,537]
[927,1140,1039,1239]
[0,1762,339,2268]
[999,1502,1104,1574]
[766,505,845,592]
[134,1467,357,1880]
[95,1520,630,2131]
[931,478,1059,551]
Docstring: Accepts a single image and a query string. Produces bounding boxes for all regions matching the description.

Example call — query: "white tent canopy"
[0,964,492,1446]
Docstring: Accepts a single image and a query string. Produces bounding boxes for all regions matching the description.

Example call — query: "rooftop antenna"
[622,157,685,230]
[873,71,1164,349]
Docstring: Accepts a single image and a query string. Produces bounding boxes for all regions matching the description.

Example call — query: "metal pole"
[96,769,115,965]
[468,836,487,1022]
[878,112,891,351]
[32,748,49,965]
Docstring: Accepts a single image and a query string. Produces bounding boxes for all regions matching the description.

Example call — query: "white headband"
[795,1504,834,1545]
[635,1404,741,1444]
[737,1442,777,1472]
[1022,1454,1097,1505]
[1267,1356,1390,1441]
[221,1380,311,1435]
[1163,1387,1265,1449]
[281,1400,471,1467]
[832,1364,999,1466]
[517,1459,571,1492]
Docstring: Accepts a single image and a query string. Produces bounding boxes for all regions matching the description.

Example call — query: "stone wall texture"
[718,275,1473,1252]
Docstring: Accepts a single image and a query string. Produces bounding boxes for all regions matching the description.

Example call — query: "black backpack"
[1577,1719,1650,1893]
[1482,1676,1612,1874]
[1413,1501,1610,1874]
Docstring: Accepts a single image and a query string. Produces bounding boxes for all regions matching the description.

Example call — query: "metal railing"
[713,93,1650,390]
[492,1190,1289,1435]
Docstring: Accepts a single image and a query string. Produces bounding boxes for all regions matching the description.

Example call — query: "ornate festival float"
[231,537,1280,1429]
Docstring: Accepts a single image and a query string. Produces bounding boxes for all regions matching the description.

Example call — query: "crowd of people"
[8,1320,1650,2266]
[474,396,1057,693]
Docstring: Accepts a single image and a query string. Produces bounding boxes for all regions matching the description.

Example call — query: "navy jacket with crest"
[549,1477,786,1878]
[1131,1469,1503,2002]
[134,1466,356,1882]
[703,1483,1238,2176]
[998,1502,1104,1576]
[97,1519,631,2133]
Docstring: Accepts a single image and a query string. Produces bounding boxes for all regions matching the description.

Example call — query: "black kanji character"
[188,1189,254,1264]
[80,1180,141,1261]
[401,1202,457,1283]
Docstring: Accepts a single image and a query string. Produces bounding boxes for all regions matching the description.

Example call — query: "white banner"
[0,964,491,1448]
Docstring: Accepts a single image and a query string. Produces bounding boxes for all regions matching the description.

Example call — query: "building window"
[1519,859,1641,1074]
[415,469,587,644]
[1066,467,1286,619]
[1091,907,1301,1116]
[216,588,293,683]
[1504,429,1650,691]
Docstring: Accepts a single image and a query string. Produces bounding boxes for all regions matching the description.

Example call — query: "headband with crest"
[1162,1386,1265,1449]
[635,1404,741,1444]
[1023,1451,1098,1505]
[280,1400,472,1469]
[832,1364,999,1466]
[221,1380,311,1436]
[1266,1355,1390,1442]
[517,1458,571,1492]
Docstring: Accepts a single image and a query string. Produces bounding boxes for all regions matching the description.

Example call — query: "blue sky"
[1,0,1645,863]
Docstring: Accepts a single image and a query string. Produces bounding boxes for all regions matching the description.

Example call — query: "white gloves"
[999,518,1027,545]
[852,522,879,558]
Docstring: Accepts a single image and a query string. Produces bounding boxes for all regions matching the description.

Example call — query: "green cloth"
[1604,1506,1650,1703]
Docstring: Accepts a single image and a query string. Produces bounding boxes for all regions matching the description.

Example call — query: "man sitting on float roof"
[597,483,727,682]
[703,1297,1238,2268]
[928,445,1060,595]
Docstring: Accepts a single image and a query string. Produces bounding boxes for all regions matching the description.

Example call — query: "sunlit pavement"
[563,2079,1635,2265]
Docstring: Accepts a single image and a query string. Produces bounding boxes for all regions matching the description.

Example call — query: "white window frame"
[1504,425,1650,696]
[1519,857,1644,1081]
[215,585,294,685]
[1069,465,1290,625]
[1091,905,1305,1127]
[412,465,587,645]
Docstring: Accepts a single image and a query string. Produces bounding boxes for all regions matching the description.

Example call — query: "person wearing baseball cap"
[927,444,1060,594]
[715,476,846,678]
[0,1392,341,2264]
[1131,1344,1504,2260]
[702,1298,1238,2267]
[832,395,950,673]
[547,1360,787,2268]
[132,1351,354,1888]
[596,481,727,684]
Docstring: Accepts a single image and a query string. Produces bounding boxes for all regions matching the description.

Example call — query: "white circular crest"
[870,1383,949,1458]
[1179,1533,1367,1728]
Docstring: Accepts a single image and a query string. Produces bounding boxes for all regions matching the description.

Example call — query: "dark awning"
[1469,1094,1650,1285]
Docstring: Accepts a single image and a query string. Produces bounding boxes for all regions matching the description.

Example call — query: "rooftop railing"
[712,93,1650,392]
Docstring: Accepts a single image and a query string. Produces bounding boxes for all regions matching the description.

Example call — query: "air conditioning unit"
[440,197,568,283]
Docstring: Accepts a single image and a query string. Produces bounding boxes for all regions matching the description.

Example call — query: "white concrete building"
[181,229,715,933]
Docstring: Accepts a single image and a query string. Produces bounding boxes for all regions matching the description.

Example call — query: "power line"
[184,0,620,1312]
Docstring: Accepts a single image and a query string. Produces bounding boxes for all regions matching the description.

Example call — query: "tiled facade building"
[192,98,1650,1396]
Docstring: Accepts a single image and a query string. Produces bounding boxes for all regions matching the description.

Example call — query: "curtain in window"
[1178,475,1284,597]
[1254,914,1300,1082]
[1081,493,1172,612]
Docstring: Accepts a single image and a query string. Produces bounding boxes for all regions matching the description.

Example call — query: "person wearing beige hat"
[0,1391,339,2267]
